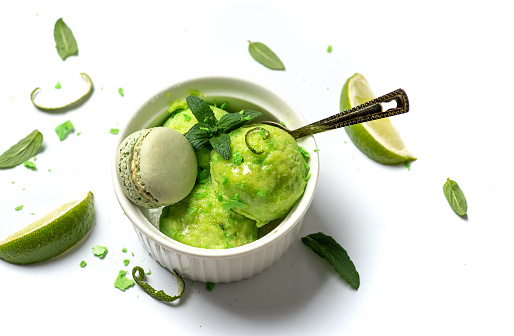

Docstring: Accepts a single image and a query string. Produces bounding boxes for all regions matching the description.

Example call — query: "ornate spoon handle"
[263,88,409,139]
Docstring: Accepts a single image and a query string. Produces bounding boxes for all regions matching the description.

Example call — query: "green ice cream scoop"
[159,180,258,249]
[210,124,309,227]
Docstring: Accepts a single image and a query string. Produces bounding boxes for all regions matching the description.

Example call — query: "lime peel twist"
[132,266,185,303]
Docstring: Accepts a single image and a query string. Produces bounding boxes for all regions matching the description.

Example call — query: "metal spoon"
[261,88,409,139]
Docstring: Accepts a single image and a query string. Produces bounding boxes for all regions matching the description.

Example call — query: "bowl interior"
[113,76,319,258]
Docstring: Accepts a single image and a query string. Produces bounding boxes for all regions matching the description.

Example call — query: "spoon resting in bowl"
[261,88,409,139]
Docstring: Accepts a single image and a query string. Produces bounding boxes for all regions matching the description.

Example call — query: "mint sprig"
[184,95,261,160]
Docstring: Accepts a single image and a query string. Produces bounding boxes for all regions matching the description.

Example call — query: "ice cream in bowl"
[112,76,319,283]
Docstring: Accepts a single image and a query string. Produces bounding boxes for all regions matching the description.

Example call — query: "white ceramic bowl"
[112,76,319,283]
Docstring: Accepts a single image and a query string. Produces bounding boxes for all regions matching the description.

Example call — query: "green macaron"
[116,127,197,209]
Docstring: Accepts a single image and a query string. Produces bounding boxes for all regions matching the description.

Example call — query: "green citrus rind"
[0,192,95,264]
[340,73,416,165]
[30,73,93,112]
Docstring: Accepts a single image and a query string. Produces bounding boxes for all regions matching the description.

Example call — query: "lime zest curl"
[132,266,185,303]
[245,127,270,155]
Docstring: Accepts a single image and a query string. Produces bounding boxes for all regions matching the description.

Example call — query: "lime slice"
[340,73,416,165]
[0,192,95,264]
[30,73,93,112]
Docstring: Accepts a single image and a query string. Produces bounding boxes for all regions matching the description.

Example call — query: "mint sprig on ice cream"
[184,95,261,160]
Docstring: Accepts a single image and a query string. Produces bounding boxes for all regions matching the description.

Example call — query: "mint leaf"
[0,130,43,169]
[184,123,212,151]
[248,41,285,70]
[54,18,78,61]
[217,110,261,133]
[210,133,231,160]
[55,120,74,141]
[302,232,360,289]
[186,95,217,127]
[443,178,467,216]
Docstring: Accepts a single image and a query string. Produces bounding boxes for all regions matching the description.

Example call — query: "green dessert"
[210,124,309,227]
[160,180,258,248]
[159,97,309,248]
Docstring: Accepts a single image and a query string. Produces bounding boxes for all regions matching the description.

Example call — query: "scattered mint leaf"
[80,260,87,268]
[15,205,24,211]
[118,88,124,97]
[443,178,467,216]
[122,247,127,253]
[0,130,43,169]
[248,41,285,70]
[114,270,135,291]
[55,120,74,141]
[302,232,360,290]
[109,128,119,135]
[123,259,130,267]
[327,45,333,53]
[92,245,108,258]
[54,18,78,61]
[55,82,62,89]
[23,160,36,170]
[206,282,215,291]
[132,266,185,303]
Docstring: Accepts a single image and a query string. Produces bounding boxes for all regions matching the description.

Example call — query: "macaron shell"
[116,130,160,209]
[138,127,197,205]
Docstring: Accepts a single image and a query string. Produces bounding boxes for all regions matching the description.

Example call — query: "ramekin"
[112,76,319,283]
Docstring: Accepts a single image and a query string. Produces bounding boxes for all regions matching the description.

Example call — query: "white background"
[1,1,513,335]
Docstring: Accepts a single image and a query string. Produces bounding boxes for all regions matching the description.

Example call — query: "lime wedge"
[0,192,95,264]
[340,73,416,165]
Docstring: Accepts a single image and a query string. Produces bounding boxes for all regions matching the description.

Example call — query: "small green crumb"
[80,260,87,268]
[92,245,108,258]
[55,120,74,141]
[189,89,199,96]
[314,149,320,152]
[146,269,152,275]
[118,88,124,97]
[123,259,130,267]
[327,45,333,53]
[15,205,24,211]
[109,128,119,135]
[77,132,81,136]
[206,282,215,291]
[24,161,36,170]
[48,169,51,172]
[122,247,127,253]
[114,270,135,291]
[11,181,15,184]
[55,82,62,89]
[405,161,411,171]
[131,252,134,257]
